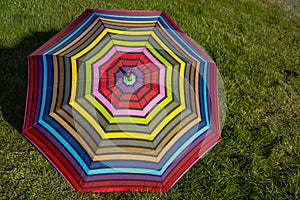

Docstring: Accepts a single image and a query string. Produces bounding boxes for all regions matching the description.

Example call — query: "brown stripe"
[50,55,59,113]
[55,56,65,111]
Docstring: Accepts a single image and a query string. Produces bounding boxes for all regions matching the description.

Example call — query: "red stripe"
[119,52,142,60]
[32,56,39,124]
[82,185,163,193]
[85,179,163,188]
[23,56,33,130]
[24,56,39,131]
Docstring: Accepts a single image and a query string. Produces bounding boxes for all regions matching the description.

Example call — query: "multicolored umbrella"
[23,9,221,192]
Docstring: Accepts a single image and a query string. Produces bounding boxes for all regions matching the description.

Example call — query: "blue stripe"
[44,55,53,117]
[39,56,47,121]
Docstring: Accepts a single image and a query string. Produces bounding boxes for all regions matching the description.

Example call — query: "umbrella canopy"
[23,9,221,192]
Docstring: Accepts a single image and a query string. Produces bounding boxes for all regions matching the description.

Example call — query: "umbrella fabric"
[23,9,221,192]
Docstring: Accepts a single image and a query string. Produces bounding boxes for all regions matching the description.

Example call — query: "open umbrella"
[23,9,221,192]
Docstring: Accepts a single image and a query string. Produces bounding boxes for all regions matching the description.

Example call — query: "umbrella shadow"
[0,31,58,132]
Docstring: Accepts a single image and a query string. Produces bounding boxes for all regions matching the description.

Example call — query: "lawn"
[0,0,299,199]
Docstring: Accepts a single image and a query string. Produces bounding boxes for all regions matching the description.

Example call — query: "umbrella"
[23,9,221,192]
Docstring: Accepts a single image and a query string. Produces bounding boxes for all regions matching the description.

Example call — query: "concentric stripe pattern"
[23,9,221,192]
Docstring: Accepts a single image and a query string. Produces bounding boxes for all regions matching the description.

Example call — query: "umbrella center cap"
[123,71,136,86]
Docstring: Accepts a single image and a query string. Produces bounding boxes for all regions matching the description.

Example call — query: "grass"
[0,0,299,199]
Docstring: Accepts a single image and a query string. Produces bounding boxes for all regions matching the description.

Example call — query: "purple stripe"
[34,56,43,123]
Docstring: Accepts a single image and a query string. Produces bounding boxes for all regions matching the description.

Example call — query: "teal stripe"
[204,62,209,123]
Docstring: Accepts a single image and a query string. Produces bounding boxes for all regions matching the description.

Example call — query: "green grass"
[0,0,299,199]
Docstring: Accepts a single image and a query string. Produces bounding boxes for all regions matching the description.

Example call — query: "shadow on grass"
[0,31,58,132]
